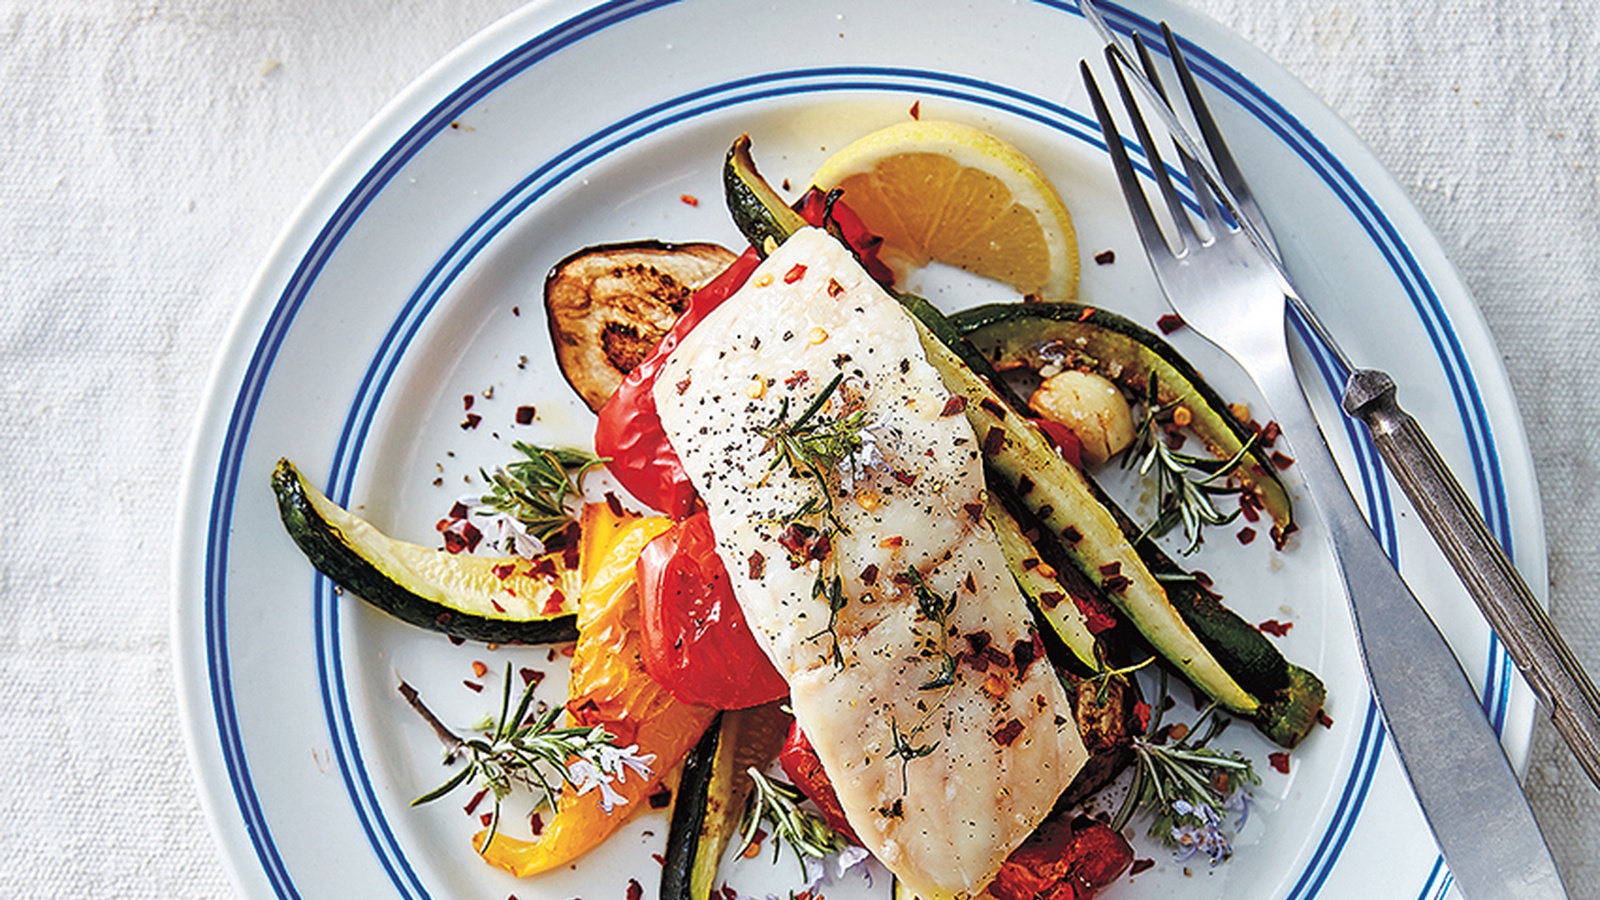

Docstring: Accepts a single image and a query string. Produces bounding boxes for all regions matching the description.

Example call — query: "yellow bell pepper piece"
[475,503,717,876]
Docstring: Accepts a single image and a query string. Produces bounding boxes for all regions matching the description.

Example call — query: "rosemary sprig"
[1123,376,1254,554]
[1110,678,1259,865]
[738,767,848,871]
[478,441,606,544]
[402,664,654,853]
[756,372,868,529]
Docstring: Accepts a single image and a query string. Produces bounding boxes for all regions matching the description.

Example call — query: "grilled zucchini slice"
[271,458,580,643]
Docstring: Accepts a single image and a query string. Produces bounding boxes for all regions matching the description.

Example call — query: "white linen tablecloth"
[2,0,1595,896]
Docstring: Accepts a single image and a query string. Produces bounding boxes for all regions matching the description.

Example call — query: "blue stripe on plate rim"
[200,0,1520,897]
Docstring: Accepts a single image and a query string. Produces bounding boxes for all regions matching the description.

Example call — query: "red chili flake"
[490,597,508,614]
[992,718,1025,747]
[1021,557,1040,571]
[650,853,664,866]
[471,660,489,678]
[560,643,577,658]
[447,633,466,646]
[1132,700,1152,732]
[1149,313,1184,335]
[1094,249,1116,266]
[461,413,482,430]
[983,426,1007,456]
[463,394,477,411]
[966,632,993,654]
[492,562,516,581]
[1271,450,1295,470]
[881,536,904,548]
[1130,858,1155,876]
[530,556,559,579]
[785,369,811,389]
[783,263,807,284]
[1101,573,1131,593]
[1098,561,1122,578]
[511,306,520,317]
[1077,306,1096,322]
[1317,708,1335,728]
[519,667,545,687]
[464,787,488,815]
[463,680,484,693]
[827,277,845,297]
[1239,493,1262,523]
[680,193,700,207]
[778,523,832,566]
[963,572,977,593]
[627,879,644,900]
[1061,525,1082,544]
[515,405,536,425]
[1258,618,1292,637]
[1268,751,1291,774]
[747,550,766,580]
[480,813,494,827]
[1012,635,1041,677]
[940,394,968,417]
[979,397,1008,419]
[963,502,986,523]
[541,590,568,615]
[909,100,922,119]
[647,785,673,809]
[1015,474,1035,496]
[449,501,471,520]
[1039,590,1064,610]
[1261,420,1282,446]
[675,376,692,395]
[530,812,544,836]
[1233,526,1256,545]
[860,563,879,586]
[891,469,918,486]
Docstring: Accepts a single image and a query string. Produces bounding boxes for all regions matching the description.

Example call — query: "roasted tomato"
[987,815,1133,900]
[593,248,761,519]
[778,722,860,844]
[636,511,788,709]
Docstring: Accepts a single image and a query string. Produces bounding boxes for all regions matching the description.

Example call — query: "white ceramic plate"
[175,2,1545,898]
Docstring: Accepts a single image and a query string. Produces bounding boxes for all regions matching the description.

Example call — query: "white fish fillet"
[654,228,1087,899]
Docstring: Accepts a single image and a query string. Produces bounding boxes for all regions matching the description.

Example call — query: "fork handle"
[1343,368,1600,788]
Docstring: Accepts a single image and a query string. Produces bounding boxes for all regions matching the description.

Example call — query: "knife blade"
[1078,3,1577,896]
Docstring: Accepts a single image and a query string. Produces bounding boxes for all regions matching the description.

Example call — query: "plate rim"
[173,1,1547,898]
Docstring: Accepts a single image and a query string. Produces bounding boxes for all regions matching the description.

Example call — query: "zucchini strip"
[950,301,1294,534]
[272,459,580,644]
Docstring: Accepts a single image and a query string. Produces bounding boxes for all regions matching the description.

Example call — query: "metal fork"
[1082,46,1567,900]
[1117,15,1600,795]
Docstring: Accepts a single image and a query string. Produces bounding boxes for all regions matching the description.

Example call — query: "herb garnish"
[478,441,606,545]
[886,713,941,795]
[904,566,957,691]
[1111,677,1258,865]
[756,372,868,530]
[1123,376,1254,554]
[738,767,849,870]
[401,664,654,854]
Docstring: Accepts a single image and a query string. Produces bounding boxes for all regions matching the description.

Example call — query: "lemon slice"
[811,119,1079,302]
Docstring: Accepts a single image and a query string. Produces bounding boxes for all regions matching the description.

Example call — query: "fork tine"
[1160,22,1276,253]
[1132,34,1224,229]
[1080,59,1170,259]
[1105,49,1201,252]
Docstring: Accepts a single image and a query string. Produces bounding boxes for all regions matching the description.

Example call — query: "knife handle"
[1343,368,1600,788]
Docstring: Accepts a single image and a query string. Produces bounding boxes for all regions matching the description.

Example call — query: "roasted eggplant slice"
[545,240,736,411]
